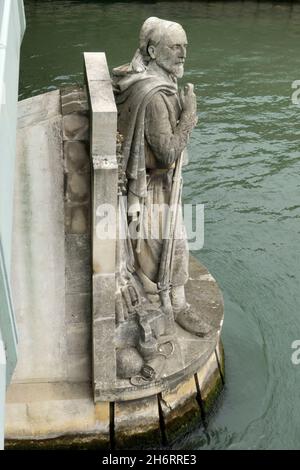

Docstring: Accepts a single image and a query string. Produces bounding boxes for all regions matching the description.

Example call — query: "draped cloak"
[113,68,189,296]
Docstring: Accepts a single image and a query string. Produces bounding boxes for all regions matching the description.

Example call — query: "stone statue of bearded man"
[113,17,211,338]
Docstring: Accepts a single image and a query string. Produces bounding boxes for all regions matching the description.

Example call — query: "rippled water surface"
[20,0,300,449]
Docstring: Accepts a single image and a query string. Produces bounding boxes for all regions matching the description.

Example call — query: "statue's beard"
[173,64,184,78]
[156,60,185,79]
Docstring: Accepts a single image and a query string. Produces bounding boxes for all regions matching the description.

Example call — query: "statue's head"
[139,17,188,78]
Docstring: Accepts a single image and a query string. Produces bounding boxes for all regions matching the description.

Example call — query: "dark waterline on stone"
[20,0,300,450]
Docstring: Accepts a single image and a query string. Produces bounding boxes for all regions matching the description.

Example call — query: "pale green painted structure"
[0,0,26,450]
[0,329,5,450]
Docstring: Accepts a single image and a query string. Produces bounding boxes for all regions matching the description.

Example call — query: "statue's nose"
[179,45,186,58]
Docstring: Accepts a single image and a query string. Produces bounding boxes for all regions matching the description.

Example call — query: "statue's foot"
[175,303,213,338]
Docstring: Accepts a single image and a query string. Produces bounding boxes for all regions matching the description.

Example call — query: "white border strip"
[0,0,10,48]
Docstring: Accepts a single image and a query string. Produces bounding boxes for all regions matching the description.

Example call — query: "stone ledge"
[17,90,61,128]
[84,52,111,82]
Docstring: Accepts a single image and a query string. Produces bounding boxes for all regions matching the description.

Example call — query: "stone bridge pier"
[5,52,224,449]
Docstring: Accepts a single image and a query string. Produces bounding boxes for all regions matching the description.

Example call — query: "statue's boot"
[174,304,213,337]
[171,285,213,338]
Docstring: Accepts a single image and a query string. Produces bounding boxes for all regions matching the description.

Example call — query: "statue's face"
[150,26,188,78]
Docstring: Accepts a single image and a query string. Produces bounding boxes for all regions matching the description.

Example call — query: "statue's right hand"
[180,83,197,116]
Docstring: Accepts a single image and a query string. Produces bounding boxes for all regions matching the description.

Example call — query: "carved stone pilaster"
[84,53,118,400]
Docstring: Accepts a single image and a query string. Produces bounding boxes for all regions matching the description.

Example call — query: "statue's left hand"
[180,83,198,128]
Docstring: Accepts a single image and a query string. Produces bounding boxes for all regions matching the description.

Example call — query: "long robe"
[113,68,190,300]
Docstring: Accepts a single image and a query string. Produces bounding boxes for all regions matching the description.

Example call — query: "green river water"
[20,0,300,450]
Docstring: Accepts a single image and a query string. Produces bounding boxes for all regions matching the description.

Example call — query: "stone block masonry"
[62,86,93,382]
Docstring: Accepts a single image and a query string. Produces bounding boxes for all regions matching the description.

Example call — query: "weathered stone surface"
[12,93,68,383]
[65,248,91,372]
[66,293,92,323]
[176,324,214,370]
[85,52,119,401]
[61,86,88,100]
[84,53,117,158]
[61,87,89,115]
[62,100,89,117]
[93,274,116,319]
[161,375,197,411]
[93,166,118,275]
[187,256,224,330]
[67,354,91,382]
[64,141,90,173]
[215,338,225,379]
[115,395,160,449]
[197,350,218,391]
[93,240,117,275]
[197,349,223,414]
[5,434,109,450]
[160,375,200,442]
[5,383,109,439]
[89,80,117,157]
[66,322,91,355]
[93,317,116,388]
[65,234,91,294]
[62,113,89,141]
[65,171,90,203]
[65,204,90,234]
[6,382,91,403]
[93,166,118,205]
[84,52,111,81]
[61,89,93,385]
[17,90,61,129]
[63,122,91,241]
